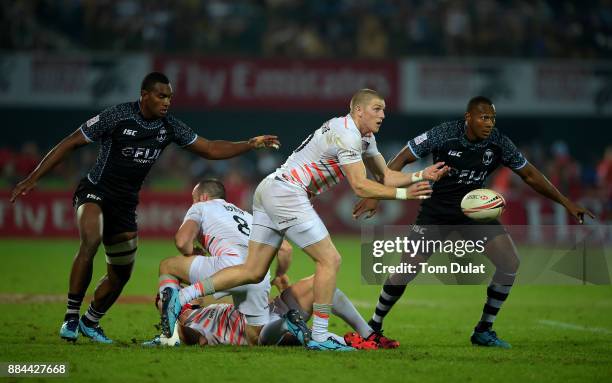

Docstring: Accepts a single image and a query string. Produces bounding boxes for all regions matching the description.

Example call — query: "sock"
[64,293,84,322]
[179,278,215,306]
[158,274,180,296]
[81,303,105,327]
[369,281,407,333]
[280,289,311,321]
[332,288,372,338]
[258,318,289,345]
[312,303,332,342]
[476,271,516,332]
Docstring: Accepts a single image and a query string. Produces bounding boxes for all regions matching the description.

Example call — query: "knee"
[245,267,267,284]
[79,234,102,255]
[318,252,342,273]
[159,257,173,275]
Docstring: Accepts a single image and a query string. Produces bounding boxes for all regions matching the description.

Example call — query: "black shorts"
[73,178,137,237]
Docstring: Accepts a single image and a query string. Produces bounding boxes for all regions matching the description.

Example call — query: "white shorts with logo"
[188,254,271,326]
[250,176,329,249]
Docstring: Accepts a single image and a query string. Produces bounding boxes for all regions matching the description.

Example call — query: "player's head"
[349,89,386,135]
[140,72,172,119]
[465,96,496,141]
[192,179,226,203]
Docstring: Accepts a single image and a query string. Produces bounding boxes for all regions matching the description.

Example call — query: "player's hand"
[565,201,595,224]
[10,177,37,203]
[353,198,379,219]
[422,162,450,182]
[249,135,280,150]
[406,181,433,200]
[272,274,290,292]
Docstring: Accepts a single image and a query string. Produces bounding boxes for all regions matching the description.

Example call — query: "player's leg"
[286,225,352,351]
[158,255,196,297]
[60,202,103,342]
[78,231,137,344]
[368,224,436,340]
[471,231,519,349]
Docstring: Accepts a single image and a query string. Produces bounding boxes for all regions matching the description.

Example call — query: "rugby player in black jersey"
[10,72,280,344]
[353,96,594,348]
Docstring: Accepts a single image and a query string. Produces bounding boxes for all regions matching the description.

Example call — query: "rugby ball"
[460,189,506,221]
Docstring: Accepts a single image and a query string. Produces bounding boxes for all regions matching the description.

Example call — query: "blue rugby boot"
[307,335,356,351]
[59,318,79,342]
[160,287,182,338]
[283,309,311,345]
[471,329,511,349]
[78,319,113,344]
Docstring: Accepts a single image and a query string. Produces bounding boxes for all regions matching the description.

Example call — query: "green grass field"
[1,237,611,383]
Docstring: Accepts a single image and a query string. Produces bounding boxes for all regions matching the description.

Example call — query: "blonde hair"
[350,89,383,113]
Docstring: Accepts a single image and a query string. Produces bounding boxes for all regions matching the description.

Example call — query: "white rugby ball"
[460,189,506,221]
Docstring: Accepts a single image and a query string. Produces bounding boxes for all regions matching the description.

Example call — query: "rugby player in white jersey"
[162,89,449,351]
[156,179,303,346]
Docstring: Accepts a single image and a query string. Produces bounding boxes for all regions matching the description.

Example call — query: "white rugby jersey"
[274,115,380,196]
[181,303,248,346]
[183,199,252,258]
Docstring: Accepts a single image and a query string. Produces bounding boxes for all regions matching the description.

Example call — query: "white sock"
[312,303,332,342]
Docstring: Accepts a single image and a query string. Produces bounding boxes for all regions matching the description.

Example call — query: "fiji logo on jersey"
[156,127,167,143]
[482,149,494,165]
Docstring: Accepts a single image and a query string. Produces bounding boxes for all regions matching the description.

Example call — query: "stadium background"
[0,1,611,382]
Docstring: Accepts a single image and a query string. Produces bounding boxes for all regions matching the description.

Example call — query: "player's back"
[184,199,252,259]
[274,115,374,196]
[180,303,248,346]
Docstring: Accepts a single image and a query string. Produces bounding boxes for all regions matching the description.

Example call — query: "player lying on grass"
[148,275,383,350]
[161,88,449,351]
[354,96,595,348]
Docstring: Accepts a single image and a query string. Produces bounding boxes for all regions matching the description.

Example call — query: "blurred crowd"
[2,0,612,59]
[2,140,611,222]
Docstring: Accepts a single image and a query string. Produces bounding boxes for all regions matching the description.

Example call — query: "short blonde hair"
[350,89,383,113]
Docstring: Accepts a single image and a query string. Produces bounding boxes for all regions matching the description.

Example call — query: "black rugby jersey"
[79,101,197,201]
[406,120,527,219]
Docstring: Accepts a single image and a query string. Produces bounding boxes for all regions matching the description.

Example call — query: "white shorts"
[251,176,329,249]
[188,255,271,326]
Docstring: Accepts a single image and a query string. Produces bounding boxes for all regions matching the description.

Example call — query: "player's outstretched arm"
[175,219,200,255]
[272,240,293,292]
[343,160,432,200]
[185,136,280,160]
[10,129,89,203]
[353,145,428,219]
[514,163,595,224]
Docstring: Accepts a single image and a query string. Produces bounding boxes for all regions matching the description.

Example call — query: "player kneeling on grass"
[147,275,381,350]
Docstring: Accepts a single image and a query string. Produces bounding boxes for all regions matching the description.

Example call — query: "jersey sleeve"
[500,135,528,170]
[183,203,205,226]
[79,105,120,142]
[168,115,198,147]
[362,135,381,158]
[335,127,363,166]
[406,123,450,159]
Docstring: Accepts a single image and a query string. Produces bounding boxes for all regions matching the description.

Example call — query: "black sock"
[64,293,84,322]
[369,282,408,332]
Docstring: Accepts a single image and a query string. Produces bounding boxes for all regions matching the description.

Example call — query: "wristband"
[395,188,408,200]
[411,170,424,183]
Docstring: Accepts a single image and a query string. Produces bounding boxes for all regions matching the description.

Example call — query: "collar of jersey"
[345,114,371,137]
[133,101,164,130]
[460,120,494,149]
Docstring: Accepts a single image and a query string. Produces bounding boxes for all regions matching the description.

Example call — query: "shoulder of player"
[487,129,513,148]
[329,115,361,141]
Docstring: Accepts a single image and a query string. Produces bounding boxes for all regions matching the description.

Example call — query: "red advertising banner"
[154,57,399,110]
[0,188,583,238]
